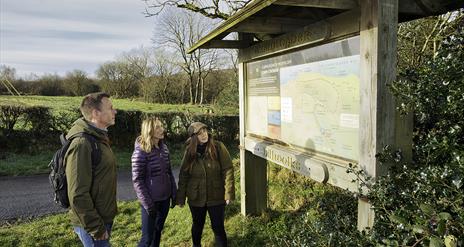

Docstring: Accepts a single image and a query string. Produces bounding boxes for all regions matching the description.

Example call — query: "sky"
[0,0,155,78]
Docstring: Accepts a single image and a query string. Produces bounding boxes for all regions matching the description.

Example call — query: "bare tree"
[0,65,19,95]
[154,9,219,104]
[143,0,251,20]
[64,70,96,96]
[0,65,16,82]
[398,10,464,71]
[140,49,184,103]
[193,45,219,104]
[122,47,154,79]
[97,47,154,98]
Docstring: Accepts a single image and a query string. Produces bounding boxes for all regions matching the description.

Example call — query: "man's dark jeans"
[189,204,227,247]
[138,199,170,247]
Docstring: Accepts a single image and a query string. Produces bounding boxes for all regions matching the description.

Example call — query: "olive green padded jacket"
[176,141,235,207]
[65,118,118,238]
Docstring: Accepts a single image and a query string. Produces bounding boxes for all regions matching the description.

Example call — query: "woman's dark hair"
[185,128,217,163]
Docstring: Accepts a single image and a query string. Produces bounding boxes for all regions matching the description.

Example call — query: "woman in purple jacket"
[131,117,177,247]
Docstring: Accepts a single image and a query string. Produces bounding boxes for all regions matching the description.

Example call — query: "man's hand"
[95,230,109,240]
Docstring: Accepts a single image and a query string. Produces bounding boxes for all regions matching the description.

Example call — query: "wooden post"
[358,0,401,231]
[240,149,268,215]
[238,54,268,216]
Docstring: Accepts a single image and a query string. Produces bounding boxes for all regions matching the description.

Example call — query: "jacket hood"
[66,118,108,141]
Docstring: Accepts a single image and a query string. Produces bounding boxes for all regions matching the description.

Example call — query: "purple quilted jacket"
[131,140,177,210]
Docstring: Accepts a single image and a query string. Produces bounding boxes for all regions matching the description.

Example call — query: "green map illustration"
[280,55,360,161]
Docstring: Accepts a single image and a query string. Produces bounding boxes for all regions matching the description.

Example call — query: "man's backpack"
[49,132,101,208]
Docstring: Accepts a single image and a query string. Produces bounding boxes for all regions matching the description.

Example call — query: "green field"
[0,95,238,115]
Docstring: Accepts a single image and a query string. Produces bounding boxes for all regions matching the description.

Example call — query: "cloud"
[0,0,154,77]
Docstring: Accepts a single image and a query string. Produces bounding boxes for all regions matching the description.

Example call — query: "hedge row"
[0,105,239,152]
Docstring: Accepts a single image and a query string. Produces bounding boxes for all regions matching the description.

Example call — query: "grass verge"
[0,142,196,176]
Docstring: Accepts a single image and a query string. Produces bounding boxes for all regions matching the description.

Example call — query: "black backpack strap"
[68,132,102,170]
[82,133,102,170]
[59,133,67,146]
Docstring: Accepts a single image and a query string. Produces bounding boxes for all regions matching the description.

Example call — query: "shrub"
[0,105,239,152]
[356,25,464,246]
[108,110,239,148]
[0,105,24,134]
[0,105,59,152]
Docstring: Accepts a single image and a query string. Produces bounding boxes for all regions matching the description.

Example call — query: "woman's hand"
[95,231,109,240]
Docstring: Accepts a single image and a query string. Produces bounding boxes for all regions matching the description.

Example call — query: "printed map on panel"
[280,55,360,160]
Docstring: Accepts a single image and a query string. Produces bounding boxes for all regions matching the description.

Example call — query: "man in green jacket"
[65,92,117,247]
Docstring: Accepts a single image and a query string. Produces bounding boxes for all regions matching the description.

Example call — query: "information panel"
[246,36,360,161]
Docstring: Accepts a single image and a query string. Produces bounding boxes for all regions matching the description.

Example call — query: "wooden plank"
[187,0,278,54]
[231,16,316,34]
[202,40,255,49]
[398,0,426,15]
[357,197,375,230]
[239,58,247,215]
[238,60,247,150]
[239,9,360,63]
[244,136,359,192]
[274,0,434,15]
[358,0,399,231]
[274,0,357,9]
[231,22,298,34]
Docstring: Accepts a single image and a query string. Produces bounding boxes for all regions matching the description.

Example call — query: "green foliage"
[215,70,239,111]
[351,25,464,246]
[266,165,370,246]
[0,96,239,153]
[397,11,463,72]
[0,105,57,151]
[0,105,24,132]
[108,109,239,148]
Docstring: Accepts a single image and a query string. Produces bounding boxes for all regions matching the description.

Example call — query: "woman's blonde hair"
[138,117,163,152]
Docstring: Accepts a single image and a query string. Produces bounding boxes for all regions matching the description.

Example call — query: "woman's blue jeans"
[138,199,170,247]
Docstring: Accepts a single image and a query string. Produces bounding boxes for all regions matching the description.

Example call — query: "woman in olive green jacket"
[176,122,235,247]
